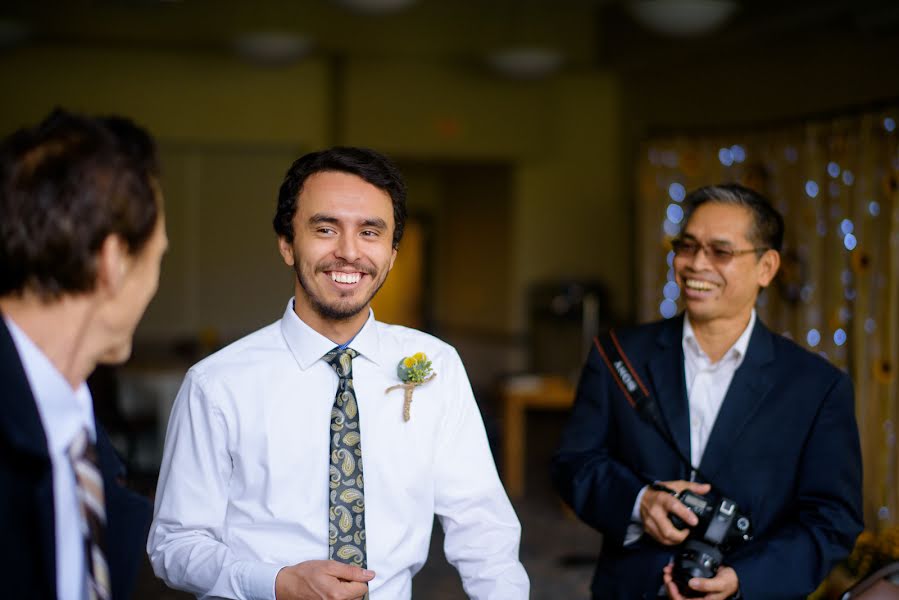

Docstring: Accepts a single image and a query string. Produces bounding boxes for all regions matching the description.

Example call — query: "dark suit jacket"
[552,314,863,599]
[0,315,152,599]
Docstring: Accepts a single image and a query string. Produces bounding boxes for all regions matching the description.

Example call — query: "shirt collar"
[3,315,95,452]
[682,308,756,363]
[279,298,383,370]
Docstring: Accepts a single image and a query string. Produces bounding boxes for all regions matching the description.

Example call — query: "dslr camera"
[668,490,753,598]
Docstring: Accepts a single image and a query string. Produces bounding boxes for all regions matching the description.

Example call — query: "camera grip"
[670,513,689,530]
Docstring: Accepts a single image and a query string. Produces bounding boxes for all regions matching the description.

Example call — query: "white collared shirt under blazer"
[148,300,529,600]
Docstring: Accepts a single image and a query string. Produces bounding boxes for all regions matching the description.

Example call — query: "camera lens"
[673,540,723,598]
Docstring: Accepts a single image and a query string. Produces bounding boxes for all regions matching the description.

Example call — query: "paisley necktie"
[323,347,367,568]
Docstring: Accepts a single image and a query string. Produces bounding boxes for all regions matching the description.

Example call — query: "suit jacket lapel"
[0,316,51,459]
[698,318,776,481]
[0,314,57,589]
[644,315,692,477]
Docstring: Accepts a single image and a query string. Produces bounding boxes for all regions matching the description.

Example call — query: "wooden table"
[502,375,576,499]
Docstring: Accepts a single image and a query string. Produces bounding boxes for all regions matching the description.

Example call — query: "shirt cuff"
[623,485,649,546]
[234,560,284,600]
[631,485,648,522]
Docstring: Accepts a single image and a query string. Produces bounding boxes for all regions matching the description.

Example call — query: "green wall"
[0,45,628,355]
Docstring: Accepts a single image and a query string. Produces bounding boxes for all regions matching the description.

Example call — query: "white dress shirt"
[682,309,755,467]
[625,310,756,544]
[148,300,529,600]
[5,316,96,600]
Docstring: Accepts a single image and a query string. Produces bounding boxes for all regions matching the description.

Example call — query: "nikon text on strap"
[593,329,703,482]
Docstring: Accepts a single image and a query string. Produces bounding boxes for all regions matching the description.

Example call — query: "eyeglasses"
[670,238,768,265]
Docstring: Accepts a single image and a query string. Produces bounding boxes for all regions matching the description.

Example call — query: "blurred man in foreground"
[0,109,167,599]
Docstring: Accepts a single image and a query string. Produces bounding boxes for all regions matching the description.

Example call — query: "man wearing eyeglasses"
[552,183,862,599]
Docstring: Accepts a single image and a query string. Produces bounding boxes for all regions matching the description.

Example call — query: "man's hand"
[275,560,375,600]
[639,480,711,546]
[663,562,739,600]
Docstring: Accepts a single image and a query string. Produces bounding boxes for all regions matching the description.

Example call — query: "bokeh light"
[806,329,821,347]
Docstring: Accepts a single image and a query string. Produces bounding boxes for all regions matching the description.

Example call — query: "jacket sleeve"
[728,373,863,599]
[551,344,648,547]
[96,426,152,600]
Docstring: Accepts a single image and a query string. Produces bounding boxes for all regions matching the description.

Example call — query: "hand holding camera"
[639,480,712,546]
[654,484,753,599]
[662,562,739,600]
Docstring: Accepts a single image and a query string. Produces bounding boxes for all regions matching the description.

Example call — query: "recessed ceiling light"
[334,0,417,15]
[487,47,564,79]
[232,32,313,65]
[628,0,738,37]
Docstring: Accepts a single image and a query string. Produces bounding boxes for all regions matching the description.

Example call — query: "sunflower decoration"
[872,357,894,385]
[845,530,879,578]
[386,352,436,422]
[844,526,899,580]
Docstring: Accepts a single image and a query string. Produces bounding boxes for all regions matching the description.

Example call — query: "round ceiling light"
[232,32,313,65]
[628,0,738,37]
[333,0,418,14]
[487,47,564,79]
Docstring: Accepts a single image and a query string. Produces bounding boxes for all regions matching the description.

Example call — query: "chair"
[841,562,899,600]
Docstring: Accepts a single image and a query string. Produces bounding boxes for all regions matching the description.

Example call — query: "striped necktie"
[323,347,368,569]
[68,427,111,600]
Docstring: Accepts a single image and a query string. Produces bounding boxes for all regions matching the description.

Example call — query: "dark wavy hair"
[681,183,784,253]
[0,109,160,298]
[273,146,407,249]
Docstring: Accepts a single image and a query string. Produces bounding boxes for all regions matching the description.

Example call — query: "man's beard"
[294,261,388,322]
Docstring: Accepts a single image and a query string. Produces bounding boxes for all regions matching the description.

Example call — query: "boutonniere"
[385,352,436,421]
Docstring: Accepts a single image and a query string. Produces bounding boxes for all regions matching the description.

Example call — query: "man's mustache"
[315,261,377,277]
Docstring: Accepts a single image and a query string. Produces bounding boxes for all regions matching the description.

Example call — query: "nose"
[688,243,714,270]
[335,233,361,263]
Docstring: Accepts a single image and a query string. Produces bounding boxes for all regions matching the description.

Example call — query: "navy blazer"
[0,316,151,599]
[552,315,863,599]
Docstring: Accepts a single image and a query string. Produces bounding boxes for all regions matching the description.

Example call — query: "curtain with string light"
[635,109,898,535]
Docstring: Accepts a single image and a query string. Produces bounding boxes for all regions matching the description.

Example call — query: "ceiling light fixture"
[232,32,313,65]
[333,0,418,15]
[627,0,738,37]
[487,47,564,79]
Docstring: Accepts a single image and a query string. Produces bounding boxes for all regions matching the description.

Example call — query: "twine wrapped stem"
[385,373,437,421]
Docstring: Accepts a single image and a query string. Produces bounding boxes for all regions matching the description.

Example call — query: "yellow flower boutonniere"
[385,352,436,421]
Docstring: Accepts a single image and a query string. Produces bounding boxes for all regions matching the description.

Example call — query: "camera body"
[669,490,753,598]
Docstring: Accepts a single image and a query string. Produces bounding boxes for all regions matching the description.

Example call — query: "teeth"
[331,272,361,284]
[685,279,715,291]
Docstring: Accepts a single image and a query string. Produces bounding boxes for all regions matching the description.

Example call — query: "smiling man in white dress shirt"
[148,147,529,600]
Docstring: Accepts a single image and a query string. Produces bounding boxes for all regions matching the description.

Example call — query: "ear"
[278,236,296,267]
[387,247,398,272]
[96,234,129,294]
[757,249,781,288]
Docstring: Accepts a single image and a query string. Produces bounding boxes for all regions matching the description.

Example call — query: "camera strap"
[593,330,704,482]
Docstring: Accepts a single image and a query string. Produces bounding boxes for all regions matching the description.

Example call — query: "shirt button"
[692,417,700,427]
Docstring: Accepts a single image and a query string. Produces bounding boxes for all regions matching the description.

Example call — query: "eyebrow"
[308,213,388,231]
[680,232,735,246]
